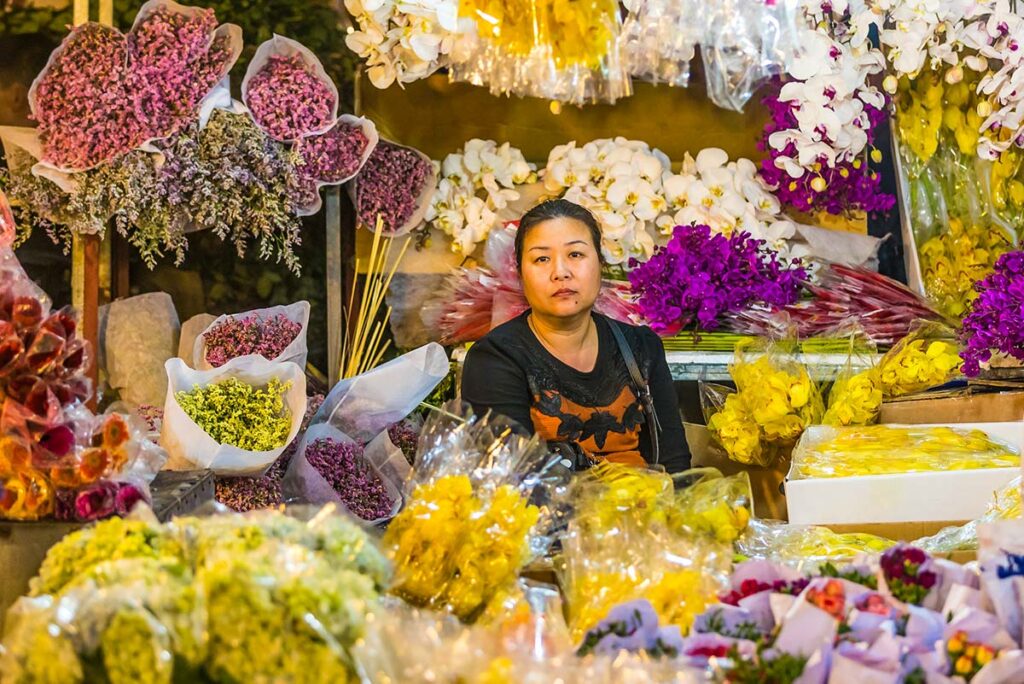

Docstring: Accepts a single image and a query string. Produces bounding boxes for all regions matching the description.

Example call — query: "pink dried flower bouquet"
[245,53,337,142]
[202,312,302,368]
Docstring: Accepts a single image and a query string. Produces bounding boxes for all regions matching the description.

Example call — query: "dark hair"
[515,199,604,272]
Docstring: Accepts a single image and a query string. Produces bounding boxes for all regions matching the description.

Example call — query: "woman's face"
[520,217,602,320]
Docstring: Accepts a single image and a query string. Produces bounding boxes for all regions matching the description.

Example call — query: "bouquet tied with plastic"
[877,320,962,399]
[821,327,883,427]
[701,336,823,467]
[381,400,564,622]
[281,343,450,524]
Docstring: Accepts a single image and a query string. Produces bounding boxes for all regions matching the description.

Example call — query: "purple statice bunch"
[245,53,336,141]
[304,437,394,521]
[959,250,1024,377]
[627,224,808,335]
[880,545,938,606]
[202,313,302,368]
[32,24,145,170]
[126,6,233,141]
[387,418,421,466]
[758,84,895,216]
[356,141,432,234]
[292,121,370,207]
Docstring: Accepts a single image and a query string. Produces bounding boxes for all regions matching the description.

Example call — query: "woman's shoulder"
[594,313,661,347]
[464,312,532,362]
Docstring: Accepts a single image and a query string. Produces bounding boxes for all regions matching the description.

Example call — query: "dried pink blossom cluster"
[356,141,432,233]
[127,6,234,141]
[245,53,336,141]
[32,24,144,170]
[292,121,370,206]
[32,9,234,170]
[304,436,393,521]
[202,312,302,368]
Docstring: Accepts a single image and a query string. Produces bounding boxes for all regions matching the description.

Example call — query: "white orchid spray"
[541,137,670,265]
[425,139,536,254]
[343,0,472,88]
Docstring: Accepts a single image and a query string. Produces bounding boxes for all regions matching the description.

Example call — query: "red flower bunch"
[806,579,846,618]
[719,577,811,606]
[881,545,938,606]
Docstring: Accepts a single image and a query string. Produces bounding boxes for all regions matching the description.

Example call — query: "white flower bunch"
[426,139,536,254]
[766,0,886,180]
[344,0,472,89]
[659,148,799,252]
[542,137,670,265]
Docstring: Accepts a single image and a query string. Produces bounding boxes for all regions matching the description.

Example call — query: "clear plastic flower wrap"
[916,476,1022,555]
[568,461,676,532]
[701,337,823,467]
[560,492,730,641]
[669,468,752,545]
[5,504,391,683]
[736,519,896,567]
[450,0,632,105]
[877,320,962,398]
[619,0,702,87]
[790,425,1019,480]
[821,329,883,427]
[381,400,564,622]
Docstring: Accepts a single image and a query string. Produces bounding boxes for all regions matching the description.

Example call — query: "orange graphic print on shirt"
[530,385,646,467]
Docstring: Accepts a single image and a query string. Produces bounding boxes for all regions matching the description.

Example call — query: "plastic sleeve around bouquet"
[700,0,778,112]
[241,34,339,142]
[877,320,961,398]
[669,468,753,545]
[700,380,772,467]
[736,518,896,567]
[619,0,701,87]
[312,343,448,444]
[193,300,311,371]
[381,400,565,622]
[449,0,631,105]
[280,422,402,524]
[789,424,1019,480]
[820,328,883,427]
[161,356,307,476]
[559,508,730,641]
[916,476,1022,554]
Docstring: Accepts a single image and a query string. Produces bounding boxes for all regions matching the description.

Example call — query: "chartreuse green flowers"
[176,378,291,451]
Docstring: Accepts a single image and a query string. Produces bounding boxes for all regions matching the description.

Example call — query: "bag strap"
[608,320,661,465]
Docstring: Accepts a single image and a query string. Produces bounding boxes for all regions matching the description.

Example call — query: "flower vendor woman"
[461,199,690,473]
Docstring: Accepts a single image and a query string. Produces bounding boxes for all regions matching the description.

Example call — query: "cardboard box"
[879,391,1024,425]
[785,422,1021,526]
[685,422,791,521]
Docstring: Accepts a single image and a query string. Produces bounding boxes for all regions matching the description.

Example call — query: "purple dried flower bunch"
[387,419,420,466]
[202,313,302,368]
[758,84,895,216]
[356,141,432,233]
[959,249,1024,377]
[245,53,336,141]
[627,224,808,336]
[32,8,235,170]
[293,121,370,206]
[305,436,394,521]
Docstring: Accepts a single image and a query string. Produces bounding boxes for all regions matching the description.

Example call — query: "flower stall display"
[353,139,437,235]
[382,402,559,622]
[628,223,807,336]
[790,425,1019,480]
[242,35,339,142]
[194,301,309,371]
[0,507,390,683]
[425,139,536,254]
[162,356,306,476]
[959,250,1024,377]
[292,115,378,215]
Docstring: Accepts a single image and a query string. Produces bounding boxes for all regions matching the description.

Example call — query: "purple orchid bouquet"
[627,223,808,336]
[758,83,895,217]
[959,250,1024,377]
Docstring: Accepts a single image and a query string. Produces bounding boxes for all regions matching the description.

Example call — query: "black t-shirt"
[461,310,690,473]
